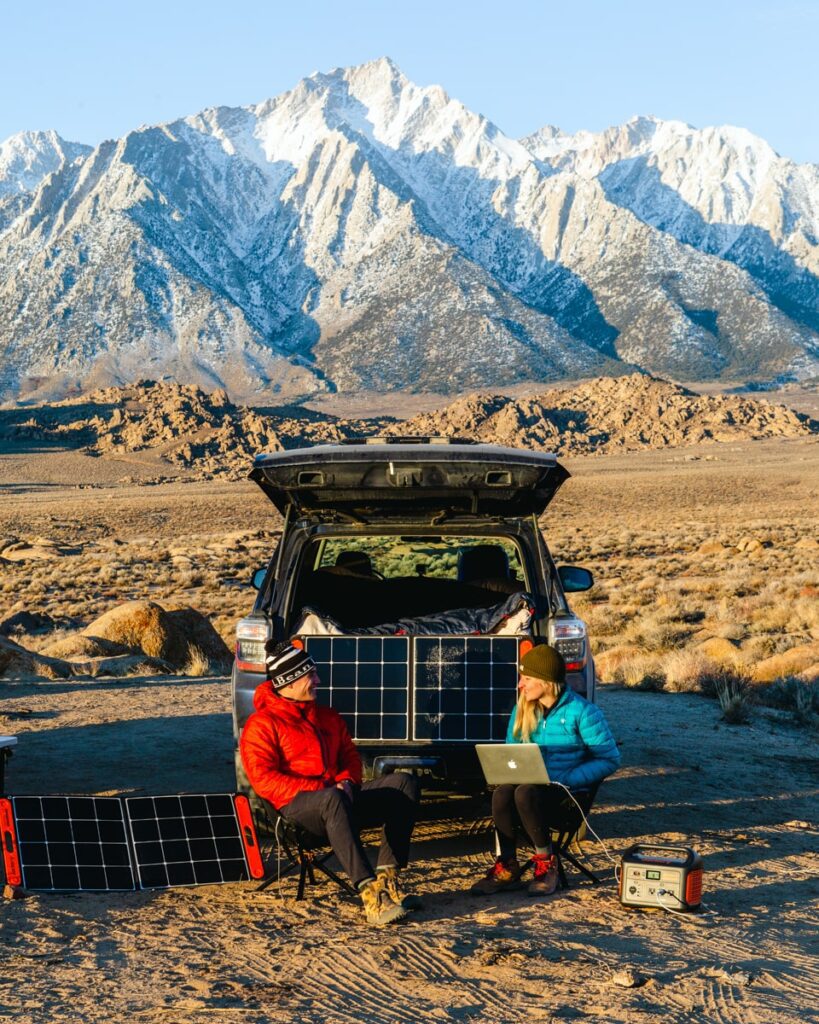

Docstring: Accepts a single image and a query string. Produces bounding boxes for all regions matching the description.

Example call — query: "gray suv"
[232,438,594,799]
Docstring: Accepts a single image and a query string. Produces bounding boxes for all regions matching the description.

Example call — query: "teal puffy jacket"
[505,688,621,790]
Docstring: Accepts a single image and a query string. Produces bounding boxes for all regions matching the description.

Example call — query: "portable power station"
[619,844,703,911]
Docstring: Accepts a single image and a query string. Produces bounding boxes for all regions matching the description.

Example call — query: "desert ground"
[1,418,818,1023]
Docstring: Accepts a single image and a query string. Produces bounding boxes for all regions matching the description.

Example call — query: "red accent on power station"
[685,868,703,907]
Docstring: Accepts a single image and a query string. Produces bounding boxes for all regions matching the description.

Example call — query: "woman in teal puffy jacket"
[470,643,620,897]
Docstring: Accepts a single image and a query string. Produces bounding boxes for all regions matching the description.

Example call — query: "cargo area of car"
[283,534,535,747]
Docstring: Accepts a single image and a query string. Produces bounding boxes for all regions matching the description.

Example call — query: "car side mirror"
[557,565,593,592]
[251,568,267,590]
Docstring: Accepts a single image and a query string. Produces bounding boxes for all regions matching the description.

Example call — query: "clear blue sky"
[3,0,818,164]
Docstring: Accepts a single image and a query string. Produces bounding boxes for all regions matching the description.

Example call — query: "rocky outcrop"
[82,600,231,670]
[393,375,819,454]
[1,376,815,480]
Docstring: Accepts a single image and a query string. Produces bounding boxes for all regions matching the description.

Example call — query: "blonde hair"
[512,681,563,742]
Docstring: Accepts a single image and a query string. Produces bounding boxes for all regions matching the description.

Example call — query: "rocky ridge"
[0,376,815,480]
[1,60,818,401]
[392,375,817,453]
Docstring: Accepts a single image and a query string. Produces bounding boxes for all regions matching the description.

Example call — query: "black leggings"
[492,783,575,859]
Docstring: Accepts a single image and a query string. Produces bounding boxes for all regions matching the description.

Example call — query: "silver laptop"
[475,743,551,786]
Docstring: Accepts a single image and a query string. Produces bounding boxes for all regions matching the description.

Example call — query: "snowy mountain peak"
[1,60,817,404]
[0,129,91,197]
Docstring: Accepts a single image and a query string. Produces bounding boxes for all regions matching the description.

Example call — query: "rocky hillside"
[1,376,815,479]
[394,375,818,454]
[1,59,818,402]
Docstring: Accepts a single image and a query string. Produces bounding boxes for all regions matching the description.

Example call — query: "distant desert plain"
[0,374,817,1024]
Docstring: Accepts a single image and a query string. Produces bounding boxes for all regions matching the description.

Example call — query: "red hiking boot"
[528,853,559,895]
[470,857,523,896]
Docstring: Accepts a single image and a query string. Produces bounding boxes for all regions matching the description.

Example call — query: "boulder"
[82,600,230,670]
[753,643,819,682]
[696,637,744,665]
[0,636,71,680]
[164,606,232,669]
[697,540,727,555]
[0,611,58,637]
[82,601,175,661]
[41,634,134,660]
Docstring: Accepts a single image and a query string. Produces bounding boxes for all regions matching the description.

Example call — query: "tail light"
[235,616,270,673]
[548,615,587,672]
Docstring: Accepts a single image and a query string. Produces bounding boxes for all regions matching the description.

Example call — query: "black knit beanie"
[265,640,316,690]
[519,644,566,686]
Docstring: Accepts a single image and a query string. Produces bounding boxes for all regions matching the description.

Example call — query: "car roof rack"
[339,435,476,446]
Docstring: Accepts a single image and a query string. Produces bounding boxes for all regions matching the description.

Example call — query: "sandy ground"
[0,436,817,1022]
[1,675,817,1024]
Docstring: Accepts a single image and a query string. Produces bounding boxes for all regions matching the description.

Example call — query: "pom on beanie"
[265,640,316,690]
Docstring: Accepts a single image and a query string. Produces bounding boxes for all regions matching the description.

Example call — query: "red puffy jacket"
[240,681,362,810]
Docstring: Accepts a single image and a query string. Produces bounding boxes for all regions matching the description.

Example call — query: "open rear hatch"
[249,439,569,519]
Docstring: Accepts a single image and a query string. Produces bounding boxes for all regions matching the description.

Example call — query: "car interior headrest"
[457,544,510,583]
[335,550,376,576]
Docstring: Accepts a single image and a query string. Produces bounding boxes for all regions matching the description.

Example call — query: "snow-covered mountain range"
[1,57,817,402]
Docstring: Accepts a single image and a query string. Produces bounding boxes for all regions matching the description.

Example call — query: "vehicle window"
[319,536,524,583]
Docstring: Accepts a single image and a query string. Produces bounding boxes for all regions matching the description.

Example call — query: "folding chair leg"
[297,858,309,900]
[560,849,601,885]
[555,853,570,891]
[257,860,299,893]
[311,858,357,897]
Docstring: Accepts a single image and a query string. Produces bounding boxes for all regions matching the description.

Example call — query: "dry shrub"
[761,676,819,722]
[611,653,665,691]
[625,615,690,652]
[795,681,819,726]
[661,649,716,693]
[712,669,754,724]
[181,644,212,677]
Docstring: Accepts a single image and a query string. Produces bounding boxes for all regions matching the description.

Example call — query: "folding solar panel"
[125,793,263,889]
[0,793,263,893]
[413,636,518,742]
[306,636,410,741]
[0,796,136,891]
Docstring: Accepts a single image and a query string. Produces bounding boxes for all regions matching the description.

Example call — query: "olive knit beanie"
[519,644,566,685]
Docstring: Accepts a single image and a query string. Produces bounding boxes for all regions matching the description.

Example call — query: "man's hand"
[335,779,354,800]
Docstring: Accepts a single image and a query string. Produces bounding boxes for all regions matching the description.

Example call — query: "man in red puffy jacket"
[240,641,421,926]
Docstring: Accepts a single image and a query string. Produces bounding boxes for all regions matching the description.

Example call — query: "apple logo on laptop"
[507,760,517,770]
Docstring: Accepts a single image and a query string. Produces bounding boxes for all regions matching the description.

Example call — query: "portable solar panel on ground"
[11,796,135,891]
[125,794,251,889]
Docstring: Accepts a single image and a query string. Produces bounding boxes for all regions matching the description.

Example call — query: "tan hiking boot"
[528,853,559,895]
[359,877,407,926]
[469,857,523,896]
[378,866,423,911]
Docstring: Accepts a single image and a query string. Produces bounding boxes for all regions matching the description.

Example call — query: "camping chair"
[546,783,602,890]
[256,801,357,901]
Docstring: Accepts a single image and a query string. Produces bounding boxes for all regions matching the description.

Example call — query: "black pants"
[492,783,575,860]
[280,773,421,888]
